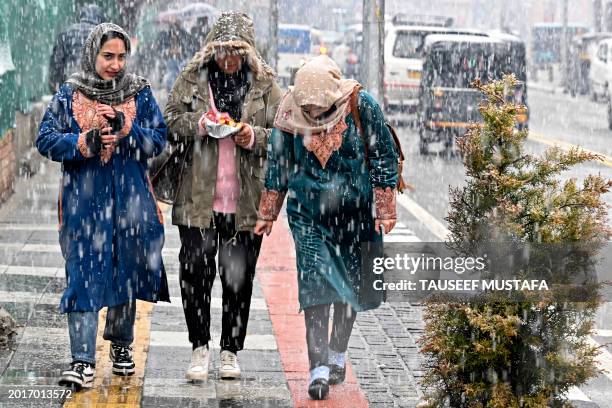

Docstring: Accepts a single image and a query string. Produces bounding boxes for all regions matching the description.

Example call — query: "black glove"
[106,109,125,134]
[85,129,103,155]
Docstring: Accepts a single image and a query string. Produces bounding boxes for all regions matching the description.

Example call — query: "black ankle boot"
[308,378,329,400]
[328,364,346,385]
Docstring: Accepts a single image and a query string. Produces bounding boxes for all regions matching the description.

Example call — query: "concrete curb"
[528,81,566,95]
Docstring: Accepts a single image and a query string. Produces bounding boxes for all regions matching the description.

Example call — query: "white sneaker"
[219,350,241,379]
[58,361,95,391]
[186,345,210,381]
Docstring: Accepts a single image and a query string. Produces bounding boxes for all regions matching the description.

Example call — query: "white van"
[588,37,612,128]
[384,19,486,113]
[589,38,612,103]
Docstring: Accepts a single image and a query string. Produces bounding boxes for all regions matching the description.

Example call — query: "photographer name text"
[373,279,549,291]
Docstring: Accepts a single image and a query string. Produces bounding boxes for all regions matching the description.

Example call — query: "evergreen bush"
[420,75,611,408]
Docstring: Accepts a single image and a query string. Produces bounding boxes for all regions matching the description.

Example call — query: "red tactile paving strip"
[257,219,370,408]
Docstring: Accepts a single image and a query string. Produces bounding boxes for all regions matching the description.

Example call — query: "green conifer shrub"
[420,75,611,408]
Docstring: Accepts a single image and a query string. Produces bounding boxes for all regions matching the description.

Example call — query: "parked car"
[568,32,612,96]
[384,17,487,114]
[588,37,612,128]
[588,38,612,102]
[277,24,313,87]
[417,34,528,155]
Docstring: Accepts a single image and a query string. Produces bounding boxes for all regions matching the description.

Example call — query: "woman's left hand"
[375,219,396,234]
[254,220,274,236]
[233,124,253,148]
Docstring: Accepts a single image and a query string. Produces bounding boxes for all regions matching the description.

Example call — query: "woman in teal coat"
[255,56,398,400]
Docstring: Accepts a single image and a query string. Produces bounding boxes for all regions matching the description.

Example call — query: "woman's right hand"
[254,220,274,236]
[96,104,116,119]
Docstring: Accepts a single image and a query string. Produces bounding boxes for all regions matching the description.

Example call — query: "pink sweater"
[203,125,255,214]
[198,86,255,215]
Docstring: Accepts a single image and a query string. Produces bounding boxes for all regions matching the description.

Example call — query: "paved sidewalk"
[0,163,425,408]
[0,163,294,407]
[0,161,74,408]
[140,232,292,407]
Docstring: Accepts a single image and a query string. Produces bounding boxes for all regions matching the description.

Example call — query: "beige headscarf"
[274,55,359,136]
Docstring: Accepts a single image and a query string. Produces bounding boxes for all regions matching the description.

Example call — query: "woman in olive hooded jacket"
[164,11,282,381]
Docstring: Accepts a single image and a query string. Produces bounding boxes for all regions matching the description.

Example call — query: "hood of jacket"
[182,11,275,82]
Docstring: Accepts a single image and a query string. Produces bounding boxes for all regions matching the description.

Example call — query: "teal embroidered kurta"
[264,90,398,311]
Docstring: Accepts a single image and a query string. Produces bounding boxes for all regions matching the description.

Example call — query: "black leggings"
[178,213,262,353]
[304,302,357,370]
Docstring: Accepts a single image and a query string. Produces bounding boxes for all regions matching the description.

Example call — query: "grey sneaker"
[219,350,241,379]
[186,345,210,381]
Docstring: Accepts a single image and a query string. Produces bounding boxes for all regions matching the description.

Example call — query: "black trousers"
[304,302,357,370]
[178,213,263,353]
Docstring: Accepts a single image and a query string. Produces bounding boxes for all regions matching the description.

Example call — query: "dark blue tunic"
[37,84,170,313]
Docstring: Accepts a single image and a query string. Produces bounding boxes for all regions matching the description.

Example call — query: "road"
[529,88,612,158]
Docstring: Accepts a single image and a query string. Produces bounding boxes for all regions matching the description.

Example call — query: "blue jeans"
[68,302,136,365]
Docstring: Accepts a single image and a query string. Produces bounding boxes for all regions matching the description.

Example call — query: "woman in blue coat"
[255,56,398,400]
[37,23,169,391]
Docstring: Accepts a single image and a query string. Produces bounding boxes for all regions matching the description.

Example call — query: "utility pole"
[269,0,278,71]
[361,0,385,102]
[499,0,505,32]
[594,0,602,32]
[561,0,569,89]
[606,1,612,32]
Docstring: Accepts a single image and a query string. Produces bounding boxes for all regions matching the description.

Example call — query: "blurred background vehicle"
[417,33,528,155]
[586,36,612,128]
[568,32,612,96]
[277,23,313,87]
[383,14,487,115]
[310,28,342,56]
[490,30,529,131]
[530,22,588,82]
[588,37,612,103]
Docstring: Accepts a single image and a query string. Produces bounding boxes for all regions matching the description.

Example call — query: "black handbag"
[149,142,192,205]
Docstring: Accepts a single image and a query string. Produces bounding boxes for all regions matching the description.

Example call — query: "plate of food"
[203,110,242,139]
